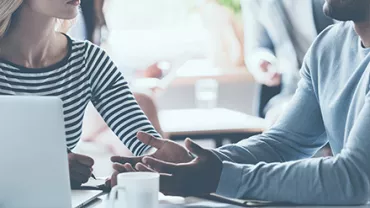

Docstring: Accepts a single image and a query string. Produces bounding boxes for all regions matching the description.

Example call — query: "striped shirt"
[0,35,160,156]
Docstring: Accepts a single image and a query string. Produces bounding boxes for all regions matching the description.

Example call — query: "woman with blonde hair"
[0,0,191,187]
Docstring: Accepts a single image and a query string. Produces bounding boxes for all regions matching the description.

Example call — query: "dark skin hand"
[110,138,223,197]
[110,131,194,168]
[68,152,94,188]
[106,131,194,187]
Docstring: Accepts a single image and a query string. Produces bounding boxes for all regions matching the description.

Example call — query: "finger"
[112,163,129,173]
[143,156,176,174]
[70,165,92,177]
[70,170,90,184]
[185,138,207,157]
[111,156,143,165]
[111,171,119,187]
[135,163,155,172]
[123,163,136,172]
[70,180,82,189]
[105,178,111,188]
[71,153,94,167]
[137,131,165,149]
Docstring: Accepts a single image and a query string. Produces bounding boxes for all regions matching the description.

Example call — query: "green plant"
[217,0,241,14]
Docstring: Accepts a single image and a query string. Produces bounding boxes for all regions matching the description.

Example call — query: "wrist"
[209,151,223,193]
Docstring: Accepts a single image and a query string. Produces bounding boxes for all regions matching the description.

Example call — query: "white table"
[85,194,244,207]
[83,193,370,208]
[159,108,268,147]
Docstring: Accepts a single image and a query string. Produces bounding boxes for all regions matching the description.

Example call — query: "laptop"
[72,190,103,208]
[0,96,102,208]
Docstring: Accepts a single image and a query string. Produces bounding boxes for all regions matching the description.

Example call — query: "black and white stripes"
[0,35,160,156]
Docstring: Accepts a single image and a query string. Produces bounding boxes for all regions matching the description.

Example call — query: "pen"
[67,148,96,180]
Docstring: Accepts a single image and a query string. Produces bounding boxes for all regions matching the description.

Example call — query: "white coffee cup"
[108,172,160,208]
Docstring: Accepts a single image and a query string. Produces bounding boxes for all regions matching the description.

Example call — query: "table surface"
[159,108,269,137]
[85,193,370,208]
[86,195,239,208]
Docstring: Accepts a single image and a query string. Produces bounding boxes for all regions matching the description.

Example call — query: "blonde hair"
[0,0,23,37]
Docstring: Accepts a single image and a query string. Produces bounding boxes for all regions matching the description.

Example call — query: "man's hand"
[115,138,223,196]
[108,132,194,187]
[111,132,194,168]
[254,60,281,87]
[68,153,94,188]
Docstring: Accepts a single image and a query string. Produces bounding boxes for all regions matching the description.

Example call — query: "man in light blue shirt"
[111,0,370,205]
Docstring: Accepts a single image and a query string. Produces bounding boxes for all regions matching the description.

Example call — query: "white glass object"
[108,172,160,208]
[195,78,219,109]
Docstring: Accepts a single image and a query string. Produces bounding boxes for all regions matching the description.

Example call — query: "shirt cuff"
[210,148,231,162]
[215,161,244,198]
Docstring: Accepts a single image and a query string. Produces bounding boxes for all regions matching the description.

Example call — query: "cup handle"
[108,186,126,208]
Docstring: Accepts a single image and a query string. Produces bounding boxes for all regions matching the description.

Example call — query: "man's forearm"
[215,155,369,205]
[211,134,285,165]
[212,73,328,165]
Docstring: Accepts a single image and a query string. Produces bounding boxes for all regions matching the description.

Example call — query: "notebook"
[202,193,290,207]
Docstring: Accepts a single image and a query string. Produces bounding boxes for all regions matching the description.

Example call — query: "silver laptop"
[0,96,102,208]
[72,190,103,208]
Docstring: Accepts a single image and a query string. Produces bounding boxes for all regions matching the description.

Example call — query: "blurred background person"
[242,0,334,156]
[68,0,106,44]
[242,0,334,124]
[81,0,107,45]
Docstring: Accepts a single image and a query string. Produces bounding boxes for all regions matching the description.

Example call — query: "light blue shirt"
[213,21,370,205]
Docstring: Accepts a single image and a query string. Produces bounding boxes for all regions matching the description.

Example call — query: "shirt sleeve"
[212,47,370,205]
[85,42,161,156]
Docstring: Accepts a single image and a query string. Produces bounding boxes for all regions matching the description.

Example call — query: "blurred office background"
[69,0,330,176]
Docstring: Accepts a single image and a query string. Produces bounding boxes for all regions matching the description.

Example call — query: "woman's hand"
[68,152,94,188]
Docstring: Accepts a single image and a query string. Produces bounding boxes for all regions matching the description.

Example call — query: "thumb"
[185,138,207,157]
[142,157,176,174]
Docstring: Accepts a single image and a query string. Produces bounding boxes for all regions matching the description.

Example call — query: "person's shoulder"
[68,37,110,61]
[303,22,355,80]
[66,35,87,50]
[320,21,353,37]
[307,22,354,62]
[69,38,101,53]
[312,21,354,50]
[64,33,102,52]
